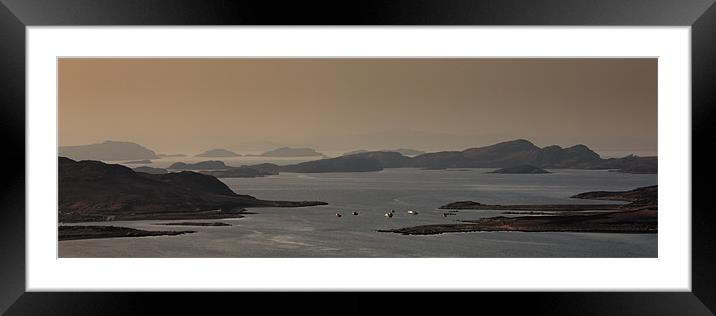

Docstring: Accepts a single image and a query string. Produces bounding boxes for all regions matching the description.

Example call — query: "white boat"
[408,210,418,215]
[352,211,359,216]
[384,212,393,218]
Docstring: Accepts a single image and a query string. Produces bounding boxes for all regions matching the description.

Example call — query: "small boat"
[336,213,342,218]
[408,210,418,215]
[352,211,359,216]
[384,212,393,218]
[391,210,395,213]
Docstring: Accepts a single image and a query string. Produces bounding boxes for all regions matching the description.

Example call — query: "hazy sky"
[59,58,657,157]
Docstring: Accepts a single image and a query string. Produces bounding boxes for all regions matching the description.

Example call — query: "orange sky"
[59,58,657,157]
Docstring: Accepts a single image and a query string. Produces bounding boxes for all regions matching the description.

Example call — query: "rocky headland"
[59,157,326,223]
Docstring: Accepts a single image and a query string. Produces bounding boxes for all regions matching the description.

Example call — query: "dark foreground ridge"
[380,186,657,235]
[59,157,326,222]
[59,225,195,241]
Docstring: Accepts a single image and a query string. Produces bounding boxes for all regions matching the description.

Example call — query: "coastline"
[381,186,657,235]
[59,200,327,223]
[378,209,657,235]
[59,225,195,241]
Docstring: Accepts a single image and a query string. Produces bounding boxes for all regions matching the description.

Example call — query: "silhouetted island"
[281,156,382,173]
[390,148,425,156]
[259,147,324,157]
[201,166,277,178]
[601,155,658,174]
[406,139,655,172]
[59,140,159,161]
[195,149,241,157]
[488,165,551,174]
[341,151,410,168]
[59,157,326,222]
[168,161,228,170]
[381,186,657,235]
[165,161,278,178]
[285,140,657,174]
[571,185,657,205]
[344,148,425,156]
[216,140,656,175]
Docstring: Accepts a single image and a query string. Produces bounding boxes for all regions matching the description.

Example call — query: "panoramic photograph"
[57,58,657,257]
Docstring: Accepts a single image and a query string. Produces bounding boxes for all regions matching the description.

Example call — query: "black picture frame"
[1,0,715,314]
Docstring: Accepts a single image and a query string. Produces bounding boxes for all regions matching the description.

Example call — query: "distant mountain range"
[288,139,656,173]
[59,141,158,161]
[343,148,425,157]
[59,139,656,174]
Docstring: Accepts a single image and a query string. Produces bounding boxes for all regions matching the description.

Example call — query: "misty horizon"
[58,136,657,159]
[59,58,657,158]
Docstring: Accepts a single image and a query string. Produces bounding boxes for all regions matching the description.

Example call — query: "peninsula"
[380,186,657,235]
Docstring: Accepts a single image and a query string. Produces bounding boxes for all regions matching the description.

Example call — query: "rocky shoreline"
[440,201,624,211]
[380,186,657,235]
[59,225,195,241]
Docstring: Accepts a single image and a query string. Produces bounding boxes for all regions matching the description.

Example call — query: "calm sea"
[59,168,658,257]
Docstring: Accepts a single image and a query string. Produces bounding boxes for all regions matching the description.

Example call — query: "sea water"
[59,168,658,257]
